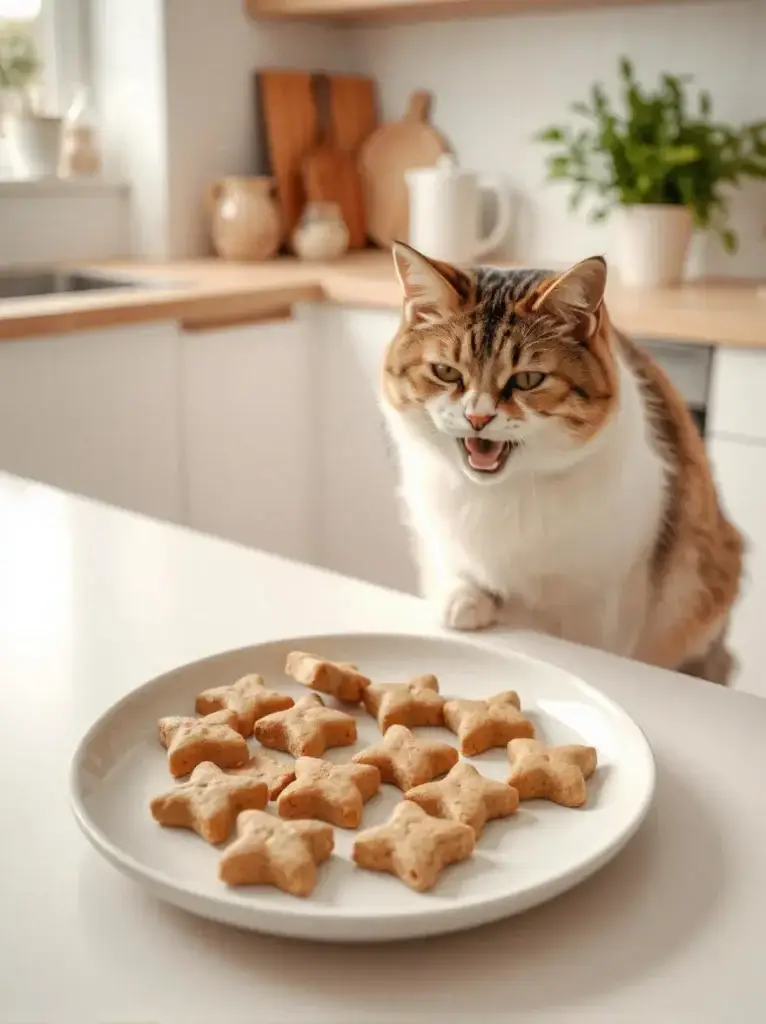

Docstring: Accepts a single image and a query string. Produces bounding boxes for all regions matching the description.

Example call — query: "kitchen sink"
[0,269,155,300]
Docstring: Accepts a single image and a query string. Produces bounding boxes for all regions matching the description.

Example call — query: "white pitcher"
[405,155,511,264]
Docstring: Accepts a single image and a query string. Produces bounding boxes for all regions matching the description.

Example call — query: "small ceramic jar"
[292,202,350,261]
[209,176,283,261]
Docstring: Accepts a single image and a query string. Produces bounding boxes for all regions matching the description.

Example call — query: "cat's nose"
[465,413,496,431]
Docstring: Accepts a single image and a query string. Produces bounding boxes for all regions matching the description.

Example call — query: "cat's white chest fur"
[384,355,670,657]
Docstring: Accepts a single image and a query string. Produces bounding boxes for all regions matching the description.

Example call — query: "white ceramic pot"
[613,204,693,288]
[292,202,349,261]
[7,114,64,178]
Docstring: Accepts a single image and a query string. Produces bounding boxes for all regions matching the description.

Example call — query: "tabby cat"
[381,242,743,684]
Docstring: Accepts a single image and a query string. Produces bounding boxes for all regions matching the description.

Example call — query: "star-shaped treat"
[149,761,268,844]
[362,674,445,733]
[218,810,334,897]
[405,761,519,837]
[254,694,356,758]
[507,738,598,808]
[157,710,249,777]
[443,690,535,756]
[195,673,294,737]
[352,801,475,892]
[229,750,296,800]
[285,651,371,703]
[277,757,381,829]
[352,724,458,791]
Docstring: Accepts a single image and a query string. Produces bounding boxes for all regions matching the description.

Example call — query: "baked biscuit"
[196,674,293,737]
[405,761,519,837]
[443,690,535,756]
[277,757,381,828]
[254,694,356,758]
[352,802,474,892]
[507,738,598,807]
[218,810,334,897]
[229,750,296,800]
[362,674,445,732]
[285,651,371,703]
[158,710,249,777]
[150,761,268,843]
[352,724,458,791]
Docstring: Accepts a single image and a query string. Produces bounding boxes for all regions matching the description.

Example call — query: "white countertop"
[2,473,765,1023]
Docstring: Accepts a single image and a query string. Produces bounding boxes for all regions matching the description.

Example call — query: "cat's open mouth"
[460,437,517,473]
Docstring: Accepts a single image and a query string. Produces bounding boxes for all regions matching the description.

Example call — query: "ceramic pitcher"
[405,155,511,263]
[208,176,283,261]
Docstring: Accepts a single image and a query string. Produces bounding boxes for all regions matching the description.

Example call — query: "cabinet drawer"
[709,348,766,442]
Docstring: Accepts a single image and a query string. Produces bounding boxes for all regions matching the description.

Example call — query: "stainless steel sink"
[0,269,150,300]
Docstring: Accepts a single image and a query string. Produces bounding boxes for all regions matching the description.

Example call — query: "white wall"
[90,0,170,259]
[163,0,354,259]
[89,0,353,259]
[349,0,766,280]
[0,183,131,266]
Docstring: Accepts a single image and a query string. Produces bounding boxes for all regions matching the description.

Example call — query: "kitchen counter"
[2,472,766,1021]
[2,250,766,348]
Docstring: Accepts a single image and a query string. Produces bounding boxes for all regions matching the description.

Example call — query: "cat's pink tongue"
[464,437,505,470]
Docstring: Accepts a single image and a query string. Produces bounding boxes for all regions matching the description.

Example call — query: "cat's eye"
[506,371,547,392]
[431,363,463,384]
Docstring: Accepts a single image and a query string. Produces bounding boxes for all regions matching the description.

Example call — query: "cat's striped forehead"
[451,266,554,361]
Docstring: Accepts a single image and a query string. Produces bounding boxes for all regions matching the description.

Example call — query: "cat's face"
[383,244,618,485]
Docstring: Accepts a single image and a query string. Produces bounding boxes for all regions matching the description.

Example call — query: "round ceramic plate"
[70,632,655,942]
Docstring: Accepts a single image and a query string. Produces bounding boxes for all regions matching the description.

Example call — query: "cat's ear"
[532,256,607,327]
[392,241,469,326]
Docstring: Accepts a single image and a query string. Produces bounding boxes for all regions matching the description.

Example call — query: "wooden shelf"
[246,0,698,25]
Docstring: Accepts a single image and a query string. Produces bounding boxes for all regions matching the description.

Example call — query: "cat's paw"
[440,584,498,632]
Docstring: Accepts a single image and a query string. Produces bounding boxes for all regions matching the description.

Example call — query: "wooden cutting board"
[359,90,450,249]
[328,74,378,155]
[258,70,318,248]
[303,74,367,250]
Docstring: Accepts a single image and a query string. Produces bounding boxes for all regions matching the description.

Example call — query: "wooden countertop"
[2,250,766,349]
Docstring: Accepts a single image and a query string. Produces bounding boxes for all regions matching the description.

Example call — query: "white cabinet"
[707,436,766,698]
[706,347,766,697]
[317,306,417,593]
[179,310,315,563]
[709,348,766,442]
[0,322,183,522]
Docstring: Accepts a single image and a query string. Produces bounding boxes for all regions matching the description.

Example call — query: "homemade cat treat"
[157,710,249,778]
[149,762,268,844]
[352,801,475,893]
[254,694,357,758]
[229,750,296,800]
[285,651,371,703]
[362,674,445,732]
[195,673,293,738]
[277,757,381,829]
[352,724,458,791]
[405,761,519,838]
[218,810,334,897]
[507,738,598,808]
[443,690,535,756]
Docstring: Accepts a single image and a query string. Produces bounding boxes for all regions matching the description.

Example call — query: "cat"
[380,241,743,685]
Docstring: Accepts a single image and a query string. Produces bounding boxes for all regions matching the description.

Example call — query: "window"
[1,0,87,114]
[0,0,88,177]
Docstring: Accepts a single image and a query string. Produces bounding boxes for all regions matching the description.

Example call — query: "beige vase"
[208,176,283,261]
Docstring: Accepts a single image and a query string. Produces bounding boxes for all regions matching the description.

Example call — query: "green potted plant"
[0,20,40,115]
[0,20,63,178]
[537,58,766,287]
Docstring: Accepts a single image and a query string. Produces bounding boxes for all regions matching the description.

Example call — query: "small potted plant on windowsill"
[537,58,766,287]
[0,20,63,179]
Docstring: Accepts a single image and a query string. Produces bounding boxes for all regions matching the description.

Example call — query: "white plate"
[70,632,655,942]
